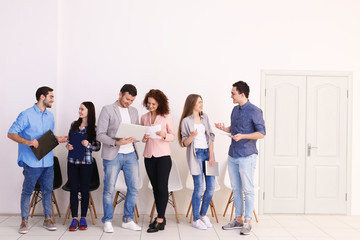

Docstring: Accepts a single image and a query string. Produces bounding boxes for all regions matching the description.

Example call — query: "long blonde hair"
[177,94,203,147]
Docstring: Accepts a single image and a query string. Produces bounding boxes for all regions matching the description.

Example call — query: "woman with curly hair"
[141,89,175,233]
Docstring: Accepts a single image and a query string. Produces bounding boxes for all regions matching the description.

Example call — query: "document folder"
[68,131,87,160]
[205,161,219,176]
[31,130,59,160]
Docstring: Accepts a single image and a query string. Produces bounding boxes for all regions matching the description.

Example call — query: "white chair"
[185,171,220,223]
[223,168,258,222]
[148,158,183,223]
[113,171,143,223]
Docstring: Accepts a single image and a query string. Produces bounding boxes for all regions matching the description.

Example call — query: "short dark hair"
[120,84,137,96]
[232,81,250,98]
[36,86,53,101]
[143,89,170,116]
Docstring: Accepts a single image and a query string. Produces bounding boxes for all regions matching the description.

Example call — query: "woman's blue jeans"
[191,148,215,221]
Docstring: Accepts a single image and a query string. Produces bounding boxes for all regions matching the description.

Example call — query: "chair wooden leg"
[30,192,39,218]
[62,203,71,225]
[253,209,259,223]
[135,204,140,218]
[171,192,180,223]
[210,203,215,217]
[230,202,235,221]
[51,204,56,223]
[149,202,156,223]
[88,199,96,225]
[190,211,193,223]
[29,192,36,214]
[113,191,119,211]
[223,191,233,217]
[133,208,138,223]
[89,192,97,218]
[186,200,192,217]
[210,199,219,223]
[52,191,61,217]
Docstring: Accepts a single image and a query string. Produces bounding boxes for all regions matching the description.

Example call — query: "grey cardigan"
[180,113,215,175]
[96,101,139,160]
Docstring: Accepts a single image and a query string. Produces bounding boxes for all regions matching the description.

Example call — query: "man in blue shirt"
[215,81,265,235]
[8,86,67,234]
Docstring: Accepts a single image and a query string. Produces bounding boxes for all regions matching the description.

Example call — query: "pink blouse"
[141,112,175,158]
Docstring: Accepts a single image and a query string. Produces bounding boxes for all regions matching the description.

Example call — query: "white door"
[263,72,348,214]
[305,76,348,214]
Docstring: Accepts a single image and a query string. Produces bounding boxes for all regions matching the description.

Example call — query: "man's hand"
[115,137,136,146]
[231,133,243,142]
[57,136,68,143]
[28,139,39,148]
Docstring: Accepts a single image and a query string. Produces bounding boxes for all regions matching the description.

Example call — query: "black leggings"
[145,155,172,219]
[67,162,93,218]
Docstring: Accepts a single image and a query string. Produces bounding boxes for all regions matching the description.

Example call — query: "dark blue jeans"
[192,148,215,221]
[21,163,54,220]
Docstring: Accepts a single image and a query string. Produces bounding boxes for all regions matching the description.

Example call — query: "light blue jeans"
[228,154,257,220]
[21,163,54,220]
[192,148,215,221]
[102,152,140,223]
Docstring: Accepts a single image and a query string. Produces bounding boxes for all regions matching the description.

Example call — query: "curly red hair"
[143,89,170,116]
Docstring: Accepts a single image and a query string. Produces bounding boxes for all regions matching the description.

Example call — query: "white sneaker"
[103,221,114,233]
[200,215,213,228]
[122,220,141,231]
[192,219,207,230]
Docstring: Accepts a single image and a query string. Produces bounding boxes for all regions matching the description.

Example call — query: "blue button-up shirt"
[229,101,266,158]
[8,104,55,167]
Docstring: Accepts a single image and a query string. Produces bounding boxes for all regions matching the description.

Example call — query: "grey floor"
[1,214,360,240]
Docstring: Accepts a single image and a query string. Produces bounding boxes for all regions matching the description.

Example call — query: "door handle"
[307,144,317,157]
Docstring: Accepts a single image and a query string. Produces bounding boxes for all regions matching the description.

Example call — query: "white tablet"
[115,123,148,142]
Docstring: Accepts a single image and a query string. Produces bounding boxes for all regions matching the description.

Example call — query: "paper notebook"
[205,161,219,176]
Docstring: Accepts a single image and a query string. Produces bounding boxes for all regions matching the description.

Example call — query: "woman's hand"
[209,155,215,167]
[143,134,150,142]
[156,130,166,139]
[190,129,198,138]
[66,143,74,150]
[81,140,89,147]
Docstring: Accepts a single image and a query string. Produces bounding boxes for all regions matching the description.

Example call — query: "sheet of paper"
[146,125,162,139]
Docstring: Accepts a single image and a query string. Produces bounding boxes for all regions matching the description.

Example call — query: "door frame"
[259,70,353,215]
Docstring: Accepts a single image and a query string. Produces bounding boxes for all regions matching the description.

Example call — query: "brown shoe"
[43,219,57,231]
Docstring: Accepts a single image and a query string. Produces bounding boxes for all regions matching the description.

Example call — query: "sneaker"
[122,220,141,231]
[240,222,252,235]
[103,221,114,233]
[192,219,207,230]
[43,219,57,231]
[200,215,213,228]
[69,219,79,231]
[18,221,29,234]
[222,219,243,230]
[79,218,87,230]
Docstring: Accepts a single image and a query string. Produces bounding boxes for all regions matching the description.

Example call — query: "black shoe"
[149,217,166,228]
[147,221,165,233]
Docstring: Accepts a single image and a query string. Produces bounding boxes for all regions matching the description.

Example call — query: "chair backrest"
[147,158,183,192]
[115,170,143,192]
[223,168,232,189]
[53,156,62,189]
[89,157,100,191]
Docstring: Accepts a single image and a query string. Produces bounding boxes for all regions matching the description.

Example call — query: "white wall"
[2,0,360,216]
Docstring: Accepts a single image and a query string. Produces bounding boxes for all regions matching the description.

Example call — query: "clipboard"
[115,122,148,142]
[68,131,87,159]
[205,161,219,176]
[31,130,59,160]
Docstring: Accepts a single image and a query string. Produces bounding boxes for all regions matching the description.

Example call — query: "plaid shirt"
[68,126,101,164]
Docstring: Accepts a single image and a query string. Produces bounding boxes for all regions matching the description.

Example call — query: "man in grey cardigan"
[97,84,141,232]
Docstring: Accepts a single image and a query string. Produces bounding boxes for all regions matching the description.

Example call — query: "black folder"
[30,130,59,160]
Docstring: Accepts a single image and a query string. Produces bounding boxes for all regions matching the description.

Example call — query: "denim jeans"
[228,154,257,220]
[21,163,54,220]
[102,152,140,223]
[192,148,215,221]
